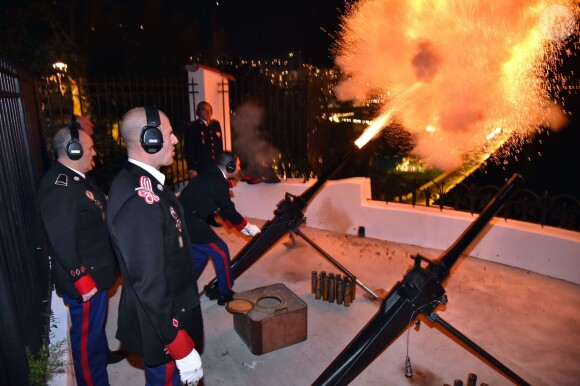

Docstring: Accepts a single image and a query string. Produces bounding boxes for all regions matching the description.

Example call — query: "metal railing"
[0,58,52,386]
[381,179,580,231]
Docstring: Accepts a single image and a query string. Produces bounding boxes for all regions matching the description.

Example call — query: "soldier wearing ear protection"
[184,101,224,178]
[179,151,261,306]
[38,126,120,386]
[107,106,204,386]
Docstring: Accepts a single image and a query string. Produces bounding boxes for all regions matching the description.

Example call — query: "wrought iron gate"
[0,58,51,386]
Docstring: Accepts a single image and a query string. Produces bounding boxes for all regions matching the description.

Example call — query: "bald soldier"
[38,124,120,386]
[106,106,204,386]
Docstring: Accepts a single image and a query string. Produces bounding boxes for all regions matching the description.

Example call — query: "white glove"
[175,348,203,385]
[241,222,261,237]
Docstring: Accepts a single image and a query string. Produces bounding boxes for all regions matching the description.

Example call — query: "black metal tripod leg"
[429,312,531,386]
[292,228,381,301]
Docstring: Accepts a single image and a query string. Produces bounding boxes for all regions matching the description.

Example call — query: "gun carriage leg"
[427,312,531,386]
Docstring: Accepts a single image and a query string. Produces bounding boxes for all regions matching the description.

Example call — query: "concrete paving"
[104,220,580,386]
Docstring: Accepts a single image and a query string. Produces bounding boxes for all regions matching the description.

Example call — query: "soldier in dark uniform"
[38,124,120,386]
[184,101,223,178]
[107,106,204,386]
[178,152,261,305]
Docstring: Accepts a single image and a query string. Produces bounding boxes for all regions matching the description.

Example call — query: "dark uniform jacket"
[38,162,118,299]
[106,162,203,366]
[179,166,247,244]
[184,118,223,174]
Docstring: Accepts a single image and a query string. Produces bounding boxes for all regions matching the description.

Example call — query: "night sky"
[0,0,349,75]
[187,0,347,66]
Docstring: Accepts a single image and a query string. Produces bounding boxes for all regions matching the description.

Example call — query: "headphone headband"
[140,105,164,154]
[66,118,83,160]
[145,105,161,127]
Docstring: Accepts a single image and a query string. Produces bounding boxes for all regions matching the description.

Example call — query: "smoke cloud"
[231,102,279,175]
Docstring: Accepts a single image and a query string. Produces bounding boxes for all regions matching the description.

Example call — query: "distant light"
[52,62,68,72]
[140,25,144,30]
[425,124,435,132]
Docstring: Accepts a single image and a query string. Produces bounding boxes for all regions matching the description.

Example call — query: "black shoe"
[204,285,220,301]
[217,290,236,306]
[107,349,128,364]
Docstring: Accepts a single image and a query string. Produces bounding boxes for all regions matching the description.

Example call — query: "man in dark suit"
[179,152,261,305]
[107,106,204,386]
[38,124,120,386]
[184,101,223,178]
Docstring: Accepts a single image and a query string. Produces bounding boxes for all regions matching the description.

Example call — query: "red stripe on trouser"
[209,242,232,290]
[81,301,94,386]
[165,361,175,386]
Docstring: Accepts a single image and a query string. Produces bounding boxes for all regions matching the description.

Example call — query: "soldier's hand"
[241,222,261,237]
[81,287,98,302]
[175,348,203,385]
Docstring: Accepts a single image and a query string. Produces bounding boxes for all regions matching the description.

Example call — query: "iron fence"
[0,59,52,386]
[36,73,580,232]
[38,76,193,188]
[375,177,580,231]
[37,66,340,188]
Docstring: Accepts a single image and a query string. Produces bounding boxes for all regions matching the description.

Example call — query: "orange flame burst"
[340,0,579,170]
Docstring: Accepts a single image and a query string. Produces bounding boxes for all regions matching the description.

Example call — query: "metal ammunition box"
[231,283,307,355]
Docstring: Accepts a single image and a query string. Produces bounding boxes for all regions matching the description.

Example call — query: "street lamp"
[52,62,68,73]
[51,62,68,95]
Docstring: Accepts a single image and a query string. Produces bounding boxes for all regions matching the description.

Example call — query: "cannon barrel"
[204,147,357,294]
[434,173,523,281]
[312,174,523,386]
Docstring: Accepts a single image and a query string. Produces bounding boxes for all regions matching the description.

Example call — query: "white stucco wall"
[231,177,580,285]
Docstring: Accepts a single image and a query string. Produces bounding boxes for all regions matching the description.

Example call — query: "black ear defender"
[140,105,164,154]
[226,159,236,173]
[66,117,84,160]
[220,152,237,173]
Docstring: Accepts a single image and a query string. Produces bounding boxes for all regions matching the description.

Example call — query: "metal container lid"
[226,299,254,314]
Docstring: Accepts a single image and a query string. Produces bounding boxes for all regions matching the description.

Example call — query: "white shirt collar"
[61,163,85,179]
[128,158,166,185]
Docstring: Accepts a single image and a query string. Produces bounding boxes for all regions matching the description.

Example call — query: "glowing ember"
[337,0,579,170]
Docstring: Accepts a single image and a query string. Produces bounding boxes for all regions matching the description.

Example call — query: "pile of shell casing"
[311,271,356,307]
